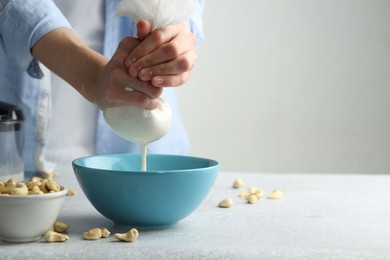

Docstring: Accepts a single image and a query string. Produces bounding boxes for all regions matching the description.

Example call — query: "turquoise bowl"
[72,154,219,228]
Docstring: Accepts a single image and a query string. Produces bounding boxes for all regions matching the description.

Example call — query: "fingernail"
[152,77,164,86]
[140,70,153,81]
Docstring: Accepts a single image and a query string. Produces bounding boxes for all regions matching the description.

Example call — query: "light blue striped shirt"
[0,0,204,175]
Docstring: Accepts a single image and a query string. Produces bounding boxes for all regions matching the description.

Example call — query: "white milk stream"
[103,99,172,171]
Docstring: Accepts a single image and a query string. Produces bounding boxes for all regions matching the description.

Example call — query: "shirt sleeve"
[0,0,71,78]
[187,0,205,42]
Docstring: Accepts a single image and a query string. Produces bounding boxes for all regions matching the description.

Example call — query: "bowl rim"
[0,188,68,200]
[72,153,220,175]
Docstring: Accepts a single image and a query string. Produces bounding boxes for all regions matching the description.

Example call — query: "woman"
[0,0,204,176]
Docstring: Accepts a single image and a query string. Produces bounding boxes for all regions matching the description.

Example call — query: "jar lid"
[0,101,24,122]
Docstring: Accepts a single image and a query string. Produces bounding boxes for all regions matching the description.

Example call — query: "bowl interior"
[73,153,219,173]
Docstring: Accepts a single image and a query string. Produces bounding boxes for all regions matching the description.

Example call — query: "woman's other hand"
[125,20,197,88]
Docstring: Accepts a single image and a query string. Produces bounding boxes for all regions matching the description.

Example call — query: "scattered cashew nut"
[44,230,69,243]
[101,228,111,238]
[82,228,111,240]
[115,228,139,242]
[53,221,69,233]
[267,189,284,199]
[247,194,258,204]
[239,186,263,201]
[83,228,103,240]
[248,187,263,199]
[232,178,245,189]
[218,198,234,208]
[66,189,77,196]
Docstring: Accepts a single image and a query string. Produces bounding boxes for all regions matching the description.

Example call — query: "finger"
[108,51,163,99]
[104,81,161,110]
[137,19,153,40]
[112,89,161,110]
[138,49,197,81]
[130,32,196,78]
[151,71,191,87]
[114,74,163,99]
[116,37,141,57]
[125,25,179,67]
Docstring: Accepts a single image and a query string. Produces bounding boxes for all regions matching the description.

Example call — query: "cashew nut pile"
[218,178,284,207]
[0,177,65,195]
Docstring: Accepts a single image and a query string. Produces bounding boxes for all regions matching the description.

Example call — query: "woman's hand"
[125,20,198,88]
[32,28,162,111]
[94,37,163,110]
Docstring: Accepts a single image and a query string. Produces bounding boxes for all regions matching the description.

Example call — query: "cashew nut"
[247,194,258,204]
[30,176,42,183]
[82,228,111,240]
[39,179,49,193]
[5,178,16,187]
[46,180,61,192]
[218,198,234,208]
[26,181,41,190]
[115,228,139,242]
[83,228,102,240]
[53,221,69,233]
[42,172,56,180]
[28,185,44,195]
[239,186,263,200]
[101,228,111,238]
[10,183,28,195]
[0,179,20,195]
[0,186,12,195]
[238,191,247,198]
[267,188,284,199]
[44,230,69,243]
[248,187,263,199]
[232,178,245,189]
[66,189,77,196]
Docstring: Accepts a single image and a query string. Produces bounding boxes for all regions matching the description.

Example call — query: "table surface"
[1,163,390,260]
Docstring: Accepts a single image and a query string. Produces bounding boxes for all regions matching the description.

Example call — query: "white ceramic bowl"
[0,189,67,242]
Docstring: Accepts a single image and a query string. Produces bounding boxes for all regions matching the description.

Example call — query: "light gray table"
[1,163,390,260]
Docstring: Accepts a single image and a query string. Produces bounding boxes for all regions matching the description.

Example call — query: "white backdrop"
[177,0,390,173]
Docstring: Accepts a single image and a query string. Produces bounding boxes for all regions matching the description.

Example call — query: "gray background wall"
[177,0,390,173]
